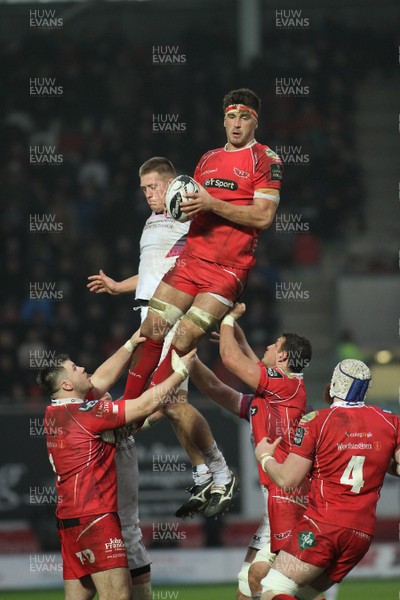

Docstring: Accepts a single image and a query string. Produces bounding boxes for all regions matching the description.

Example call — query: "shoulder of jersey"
[299,410,319,424]
[263,145,282,163]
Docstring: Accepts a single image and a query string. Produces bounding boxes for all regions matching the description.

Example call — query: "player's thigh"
[91,566,131,600]
[153,281,194,311]
[273,550,322,586]
[64,576,96,600]
[192,292,231,319]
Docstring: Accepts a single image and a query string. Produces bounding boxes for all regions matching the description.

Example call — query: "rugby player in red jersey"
[37,330,195,600]
[255,359,400,600]
[216,302,312,598]
[122,88,283,514]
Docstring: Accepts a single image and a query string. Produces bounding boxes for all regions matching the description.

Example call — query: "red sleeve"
[253,149,283,191]
[256,362,269,395]
[239,393,254,421]
[290,413,319,461]
[78,399,126,432]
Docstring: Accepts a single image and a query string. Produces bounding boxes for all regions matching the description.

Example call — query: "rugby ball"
[166,175,199,222]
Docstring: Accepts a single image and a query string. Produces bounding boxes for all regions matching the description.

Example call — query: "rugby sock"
[192,464,212,486]
[148,344,181,387]
[122,338,163,399]
[202,441,231,485]
[131,581,152,600]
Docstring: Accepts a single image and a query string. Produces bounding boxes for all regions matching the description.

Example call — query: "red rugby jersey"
[45,397,126,519]
[291,405,400,534]
[251,364,307,486]
[187,141,282,269]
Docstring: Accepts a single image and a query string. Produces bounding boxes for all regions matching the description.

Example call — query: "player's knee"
[172,307,219,351]
[260,568,299,599]
[249,562,268,594]
[162,391,188,417]
[146,297,184,337]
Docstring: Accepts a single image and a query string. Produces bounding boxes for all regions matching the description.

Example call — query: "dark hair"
[281,333,312,372]
[223,88,261,116]
[138,156,176,179]
[36,354,70,396]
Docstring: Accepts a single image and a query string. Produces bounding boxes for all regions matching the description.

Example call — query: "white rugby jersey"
[136,212,189,300]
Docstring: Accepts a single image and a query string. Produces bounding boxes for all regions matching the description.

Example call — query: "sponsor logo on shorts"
[354,530,371,541]
[76,549,95,564]
[105,537,126,557]
[298,531,316,550]
[275,530,291,540]
[204,178,238,190]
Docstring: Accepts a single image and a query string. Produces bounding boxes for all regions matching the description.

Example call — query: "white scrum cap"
[330,359,371,403]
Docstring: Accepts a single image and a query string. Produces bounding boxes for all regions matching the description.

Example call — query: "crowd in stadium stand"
[0,17,395,403]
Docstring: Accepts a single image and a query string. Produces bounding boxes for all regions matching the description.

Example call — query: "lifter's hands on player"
[181,183,215,217]
[255,436,282,462]
[87,269,120,295]
[171,348,197,380]
[128,328,146,350]
[228,302,246,320]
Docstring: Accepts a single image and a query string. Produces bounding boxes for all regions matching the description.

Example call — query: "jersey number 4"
[340,455,365,493]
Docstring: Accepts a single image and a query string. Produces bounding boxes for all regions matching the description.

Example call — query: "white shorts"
[116,440,151,570]
[249,486,270,550]
[141,306,188,393]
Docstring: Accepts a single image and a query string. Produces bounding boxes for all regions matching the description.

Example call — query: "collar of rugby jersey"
[51,398,84,405]
[331,400,365,408]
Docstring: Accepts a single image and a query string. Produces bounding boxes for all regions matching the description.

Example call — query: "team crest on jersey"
[298,531,316,550]
[293,426,305,446]
[300,411,318,423]
[265,148,280,160]
[267,367,283,378]
[233,167,250,178]
[78,400,99,412]
[250,406,258,416]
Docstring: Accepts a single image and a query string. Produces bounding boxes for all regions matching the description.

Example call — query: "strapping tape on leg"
[237,561,252,597]
[252,543,276,567]
[184,306,219,333]
[261,568,299,597]
[148,298,183,326]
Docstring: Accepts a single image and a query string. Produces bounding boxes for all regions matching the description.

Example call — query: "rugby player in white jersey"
[88,157,237,596]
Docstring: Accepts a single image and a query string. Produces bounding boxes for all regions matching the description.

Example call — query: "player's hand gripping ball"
[165,175,199,222]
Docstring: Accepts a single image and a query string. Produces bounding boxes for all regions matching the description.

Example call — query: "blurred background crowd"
[0,7,398,404]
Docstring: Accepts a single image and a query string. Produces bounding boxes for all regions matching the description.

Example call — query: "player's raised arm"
[190,356,242,416]
[87,269,139,295]
[90,329,145,396]
[219,303,262,390]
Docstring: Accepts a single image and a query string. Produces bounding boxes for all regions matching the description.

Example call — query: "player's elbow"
[257,213,274,230]
[220,350,239,374]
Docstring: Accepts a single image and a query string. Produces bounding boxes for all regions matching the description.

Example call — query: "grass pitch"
[0,580,398,599]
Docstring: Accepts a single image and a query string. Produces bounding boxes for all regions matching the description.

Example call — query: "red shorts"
[162,251,249,303]
[58,512,128,580]
[281,515,372,582]
[268,480,310,553]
